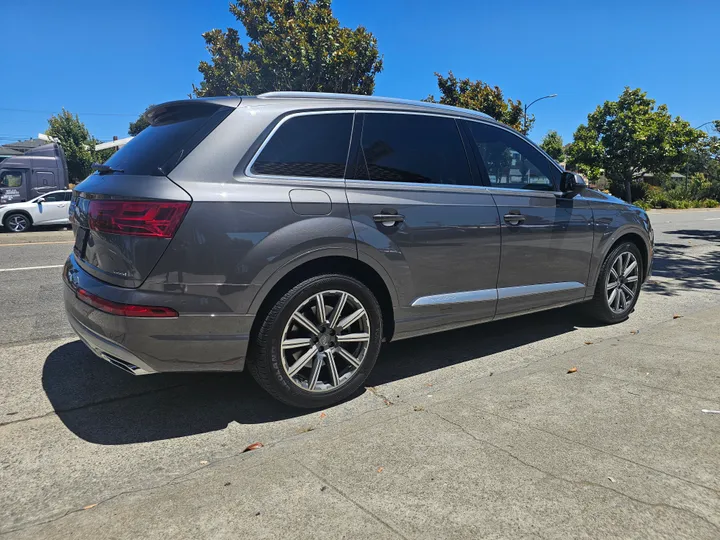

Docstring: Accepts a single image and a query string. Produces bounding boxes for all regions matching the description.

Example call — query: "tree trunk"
[624,178,632,203]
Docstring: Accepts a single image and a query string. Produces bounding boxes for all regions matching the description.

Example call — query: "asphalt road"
[1,209,719,538]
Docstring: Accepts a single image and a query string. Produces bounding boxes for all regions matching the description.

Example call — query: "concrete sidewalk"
[8,308,720,539]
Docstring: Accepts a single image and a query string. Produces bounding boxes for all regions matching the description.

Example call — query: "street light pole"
[523,93,558,135]
[686,121,715,191]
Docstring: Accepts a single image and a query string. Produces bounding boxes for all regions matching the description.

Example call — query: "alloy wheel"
[280,290,371,393]
[605,251,639,314]
[7,215,28,232]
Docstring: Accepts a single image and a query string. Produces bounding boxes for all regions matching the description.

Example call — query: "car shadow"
[43,306,597,445]
[645,230,720,296]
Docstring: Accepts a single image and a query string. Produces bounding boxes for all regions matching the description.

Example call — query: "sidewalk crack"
[430,410,720,535]
[294,459,408,540]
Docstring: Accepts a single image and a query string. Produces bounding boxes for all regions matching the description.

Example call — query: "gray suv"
[64,92,653,408]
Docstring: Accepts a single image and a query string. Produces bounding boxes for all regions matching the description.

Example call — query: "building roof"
[0,138,50,155]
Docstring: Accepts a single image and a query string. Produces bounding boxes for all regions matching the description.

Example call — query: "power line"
[0,107,137,117]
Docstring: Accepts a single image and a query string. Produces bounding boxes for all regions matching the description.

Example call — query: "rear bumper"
[63,254,253,373]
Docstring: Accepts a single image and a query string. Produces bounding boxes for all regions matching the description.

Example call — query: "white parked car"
[0,190,72,233]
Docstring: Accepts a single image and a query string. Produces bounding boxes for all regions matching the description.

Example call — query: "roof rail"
[257,91,493,120]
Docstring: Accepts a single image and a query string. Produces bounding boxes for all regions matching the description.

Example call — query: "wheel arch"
[3,210,33,227]
[248,255,396,343]
[590,230,650,292]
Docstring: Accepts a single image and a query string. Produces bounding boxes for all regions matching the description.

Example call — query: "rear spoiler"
[147,97,242,126]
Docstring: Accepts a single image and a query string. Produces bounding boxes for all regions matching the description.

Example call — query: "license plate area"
[74,227,89,257]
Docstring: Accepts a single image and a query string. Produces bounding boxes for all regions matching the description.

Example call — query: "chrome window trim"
[245,110,355,182]
[345,178,492,195]
[411,282,585,307]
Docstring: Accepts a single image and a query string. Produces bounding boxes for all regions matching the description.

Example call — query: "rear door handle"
[504,213,526,225]
[373,212,405,226]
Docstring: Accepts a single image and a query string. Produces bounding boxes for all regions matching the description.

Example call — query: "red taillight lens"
[87,200,190,238]
[76,288,178,318]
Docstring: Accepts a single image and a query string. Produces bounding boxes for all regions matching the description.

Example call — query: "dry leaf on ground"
[319,412,327,419]
[584,341,593,345]
[83,504,97,510]
[567,367,578,374]
[243,442,264,452]
[673,314,682,319]
[377,467,384,473]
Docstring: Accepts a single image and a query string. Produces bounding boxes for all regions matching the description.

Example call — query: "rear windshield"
[100,103,233,176]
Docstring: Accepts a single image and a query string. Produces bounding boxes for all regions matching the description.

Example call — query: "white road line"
[704,217,720,221]
[0,265,64,273]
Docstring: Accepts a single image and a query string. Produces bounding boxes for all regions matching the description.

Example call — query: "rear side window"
[354,113,472,185]
[101,103,233,176]
[252,113,353,179]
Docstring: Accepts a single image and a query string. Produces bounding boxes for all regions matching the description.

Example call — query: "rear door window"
[101,103,233,176]
[251,113,353,179]
[353,113,472,186]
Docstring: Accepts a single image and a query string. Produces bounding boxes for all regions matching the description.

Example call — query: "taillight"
[87,200,190,238]
[76,288,178,318]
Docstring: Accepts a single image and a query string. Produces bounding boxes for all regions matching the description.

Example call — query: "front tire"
[4,213,30,233]
[247,274,383,408]
[586,242,643,324]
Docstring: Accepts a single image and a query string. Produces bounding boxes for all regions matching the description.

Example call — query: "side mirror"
[560,172,586,192]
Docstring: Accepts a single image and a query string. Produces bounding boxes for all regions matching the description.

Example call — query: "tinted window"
[252,113,353,179]
[465,121,560,190]
[65,191,73,201]
[1,170,23,187]
[41,192,65,202]
[354,113,472,185]
[102,103,232,176]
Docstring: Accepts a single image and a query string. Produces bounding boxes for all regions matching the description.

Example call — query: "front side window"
[355,113,472,185]
[465,121,560,191]
[252,113,353,179]
[0,170,23,188]
[40,192,65,202]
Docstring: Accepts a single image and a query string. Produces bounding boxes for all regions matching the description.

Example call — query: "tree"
[46,109,95,183]
[193,0,383,97]
[567,87,702,202]
[424,71,532,133]
[128,105,155,136]
[540,130,565,162]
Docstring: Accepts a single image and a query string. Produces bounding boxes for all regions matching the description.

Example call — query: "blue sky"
[2,0,718,145]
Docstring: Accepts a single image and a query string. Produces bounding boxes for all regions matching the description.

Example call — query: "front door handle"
[504,213,526,225]
[373,212,405,226]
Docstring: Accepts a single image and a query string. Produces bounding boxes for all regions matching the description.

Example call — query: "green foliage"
[637,175,720,209]
[193,0,383,97]
[567,87,703,202]
[424,71,531,133]
[46,109,95,183]
[47,110,119,180]
[540,130,565,161]
[128,105,155,136]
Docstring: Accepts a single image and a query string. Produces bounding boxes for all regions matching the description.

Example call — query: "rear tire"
[247,274,383,408]
[585,242,643,324]
[4,213,30,233]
